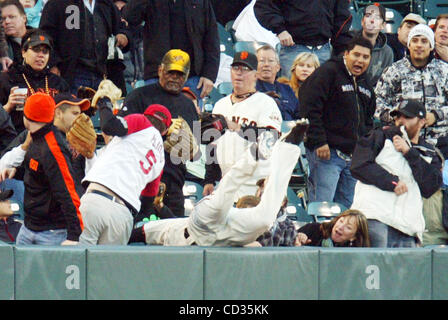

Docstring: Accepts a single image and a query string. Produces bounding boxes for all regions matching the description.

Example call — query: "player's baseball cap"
[0,189,13,201]
[161,49,191,75]
[54,93,90,112]
[24,93,55,123]
[390,99,426,119]
[363,3,386,21]
[144,104,172,128]
[231,51,258,71]
[22,32,53,51]
[401,13,426,26]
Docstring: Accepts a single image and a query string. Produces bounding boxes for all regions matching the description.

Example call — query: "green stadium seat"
[307,201,348,222]
[423,0,448,19]
[217,81,233,96]
[384,8,404,33]
[183,180,204,216]
[286,187,313,224]
[234,41,268,54]
[203,86,222,109]
[218,23,235,57]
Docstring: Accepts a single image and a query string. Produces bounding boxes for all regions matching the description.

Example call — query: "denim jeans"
[16,224,67,245]
[367,219,417,248]
[145,76,203,110]
[71,68,103,94]
[279,42,332,78]
[306,147,357,209]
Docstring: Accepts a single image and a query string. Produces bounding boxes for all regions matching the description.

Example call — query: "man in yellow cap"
[120,49,199,218]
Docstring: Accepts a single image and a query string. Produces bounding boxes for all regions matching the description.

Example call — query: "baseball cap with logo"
[231,51,258,71]
[144,104,172,128]
[54,93,90,111]
[390,99,426,119]
[22,32,53,51]
[401,13,426,26]
[407,24,435,48]
[24,93,56,123]
[363,3,386,21]
[161,49,191,75]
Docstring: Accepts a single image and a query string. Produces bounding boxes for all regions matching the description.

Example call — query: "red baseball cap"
[24,92,55,123]
[144,104,172,128]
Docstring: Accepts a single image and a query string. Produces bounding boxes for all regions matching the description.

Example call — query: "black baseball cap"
[0,189,13,201]
[22,32,53,51]
[390,99,426,119]
[54,93,91,112]
[231,51,258,71]
[363,3,386,21]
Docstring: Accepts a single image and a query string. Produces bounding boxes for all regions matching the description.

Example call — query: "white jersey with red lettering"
[212,92,283,199]
[83,114,165,211]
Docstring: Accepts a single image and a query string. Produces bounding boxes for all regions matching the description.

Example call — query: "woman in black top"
[297,209,371,247]
[0,29,70,134]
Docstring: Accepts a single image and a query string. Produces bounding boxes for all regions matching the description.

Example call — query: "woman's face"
[19,0,36,8]
[22,44,50,71]
[331,215,358,244]
[294,58,316,82]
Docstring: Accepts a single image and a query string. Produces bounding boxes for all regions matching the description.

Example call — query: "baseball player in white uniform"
[130,120,308,246]
[203,50,283,199]
[79,94,172,245]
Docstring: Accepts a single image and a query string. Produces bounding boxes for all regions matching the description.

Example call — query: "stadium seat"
[225,20,237,43]
[204,86,222,109]
[286,187,313,224]
[218,23,235,57]
[217,81,233,96]
[423,0,448,19]
[234,41,267,54]
[183,180,204,216]
[349,5,362,30]
[384,7,404,33]
[307,201,348,223]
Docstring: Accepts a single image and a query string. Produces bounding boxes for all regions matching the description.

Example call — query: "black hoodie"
[299,55,376,156]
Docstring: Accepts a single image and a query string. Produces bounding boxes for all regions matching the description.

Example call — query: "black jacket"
[39,0,130,85]
[254,0,352,55]
[0,63,70,134]
[123,0,220,81]
[0,107,17,153]
[299,55,376,155]
[23,124,83,241]
[350,125,443,198]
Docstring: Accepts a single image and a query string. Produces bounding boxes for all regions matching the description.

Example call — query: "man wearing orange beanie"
[15,93,84,245]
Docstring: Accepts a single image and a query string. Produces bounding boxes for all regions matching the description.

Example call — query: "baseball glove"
[91,79,123,111]
[199,112,228,144]
[164,117,199,163]
[66,113,97,159]
[77,86,97,116]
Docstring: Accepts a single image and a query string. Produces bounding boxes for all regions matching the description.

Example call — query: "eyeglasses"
[231,65,252,73]
[30,46,50,54]
[258,58,277,65]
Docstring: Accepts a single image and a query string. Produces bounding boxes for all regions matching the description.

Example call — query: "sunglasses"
[30,46,50,54]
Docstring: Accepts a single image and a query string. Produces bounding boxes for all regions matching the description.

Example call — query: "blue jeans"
[306,147,356,209]
[368,219,417,248]
[16,224,67,245]
[145,76,203,110]
[71,68,103,94]
[279,42,331,78]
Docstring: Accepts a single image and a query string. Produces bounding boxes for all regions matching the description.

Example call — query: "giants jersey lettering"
[212,92,282,131]
[83,117,165,212]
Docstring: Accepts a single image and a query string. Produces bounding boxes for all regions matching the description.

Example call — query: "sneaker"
[280,118,309,145]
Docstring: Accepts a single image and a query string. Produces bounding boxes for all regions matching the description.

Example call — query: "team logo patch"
[29,158,39,171]
[240,51,249,60]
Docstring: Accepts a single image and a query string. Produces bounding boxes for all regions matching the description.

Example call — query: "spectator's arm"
[122,0,147,27]
[39,2,62,68]
[331,0,353,56]
[254,0,287,35]
[199,1,220,83]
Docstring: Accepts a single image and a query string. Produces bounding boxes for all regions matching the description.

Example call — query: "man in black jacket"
[123,0,220,107]
[299,36,375,209]
[350,100,443,247]
[39,0,130,93]
[254,0,352,78]
[15,93,84,245]
[120,49,199,217]
[1,0,28,66]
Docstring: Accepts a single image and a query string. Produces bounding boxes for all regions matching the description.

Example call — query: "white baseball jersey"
[83,114,165,211]
[212,92,283,198]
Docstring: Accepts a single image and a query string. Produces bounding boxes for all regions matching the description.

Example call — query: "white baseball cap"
[407,24,435,49]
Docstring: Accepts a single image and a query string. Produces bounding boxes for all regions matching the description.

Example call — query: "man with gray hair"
[255,44,299,120]
[375,24,448,146]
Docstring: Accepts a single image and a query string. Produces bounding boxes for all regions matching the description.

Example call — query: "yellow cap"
[161,49,191,75]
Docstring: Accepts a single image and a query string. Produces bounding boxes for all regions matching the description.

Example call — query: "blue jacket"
[256,79,299,120]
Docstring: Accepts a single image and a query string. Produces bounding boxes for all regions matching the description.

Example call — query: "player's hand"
[316,144,330,160]
[61,240,78,246]
[392,135,410,155]
[295,232,311,246]
[393,180,408,196]
[203,183,214,196]
[197,77,214,99]
[278,30,295,47]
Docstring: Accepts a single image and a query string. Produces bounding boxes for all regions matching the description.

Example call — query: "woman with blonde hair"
[295,209,370,247]
[283,52,320,98]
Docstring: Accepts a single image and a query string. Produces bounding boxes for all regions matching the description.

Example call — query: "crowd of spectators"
[0,0,448,249]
